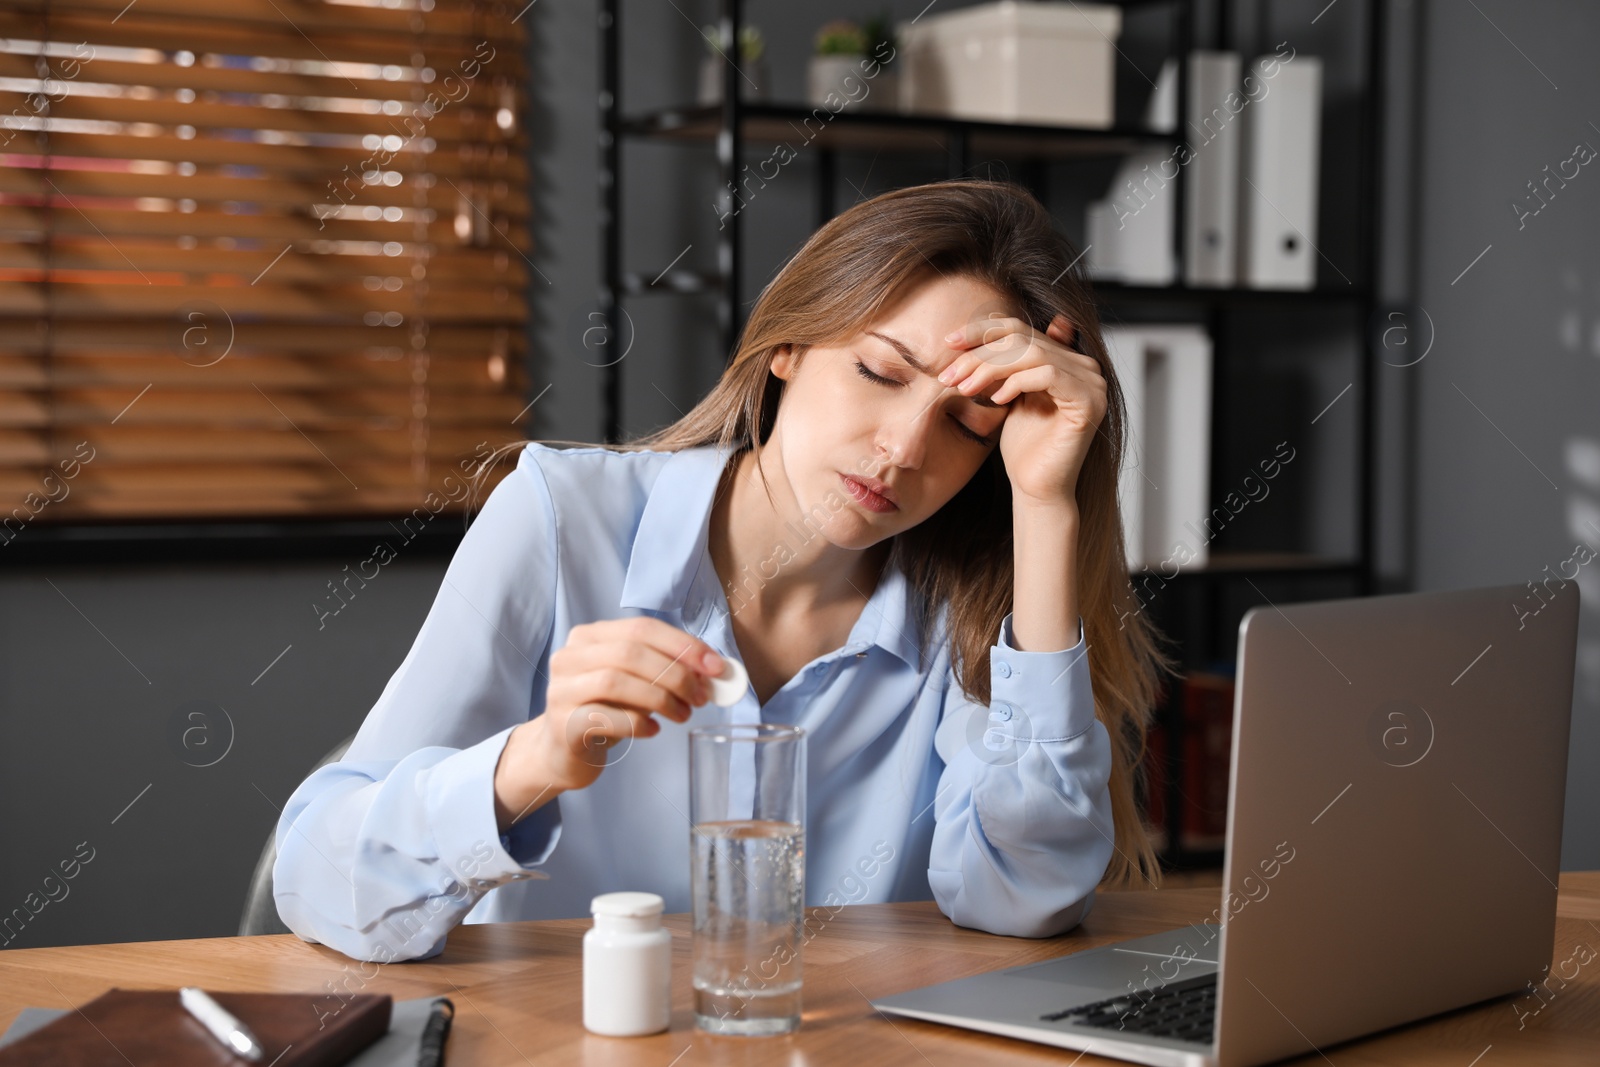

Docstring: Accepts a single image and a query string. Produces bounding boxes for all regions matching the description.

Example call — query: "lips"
[840,472,899,513]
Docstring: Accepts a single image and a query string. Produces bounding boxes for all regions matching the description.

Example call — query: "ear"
[769,344,797,381]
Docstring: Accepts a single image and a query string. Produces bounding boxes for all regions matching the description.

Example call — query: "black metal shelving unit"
[598,0,1385,872]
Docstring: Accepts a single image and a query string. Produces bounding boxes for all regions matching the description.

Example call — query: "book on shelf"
[1142,668,1237,856]
[1178,669,1235,852]
[1142,710,1171,851]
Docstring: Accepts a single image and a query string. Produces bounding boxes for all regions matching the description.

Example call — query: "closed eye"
[853,359,995,446]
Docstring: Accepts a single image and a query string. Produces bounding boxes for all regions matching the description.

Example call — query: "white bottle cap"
[708,657,749,707]
[590,891,664,919]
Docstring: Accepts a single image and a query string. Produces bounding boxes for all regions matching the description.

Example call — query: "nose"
[875,393,940,470]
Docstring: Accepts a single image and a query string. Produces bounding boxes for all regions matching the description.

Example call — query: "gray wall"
[2,0,1595,952]
[0,558,452,949]
[1408,0,1600,869]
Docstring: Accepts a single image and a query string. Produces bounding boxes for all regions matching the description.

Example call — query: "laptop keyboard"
[1040,971,1216,1044]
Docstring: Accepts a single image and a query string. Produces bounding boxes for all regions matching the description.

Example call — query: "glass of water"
[689,722,806,1036]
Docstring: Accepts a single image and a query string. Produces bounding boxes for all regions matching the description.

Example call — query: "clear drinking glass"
[689,722,806,1036]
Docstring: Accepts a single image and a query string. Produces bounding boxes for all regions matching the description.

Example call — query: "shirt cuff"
[421,724,562,892]
[990,611,1095,743]
[501,796,562,866]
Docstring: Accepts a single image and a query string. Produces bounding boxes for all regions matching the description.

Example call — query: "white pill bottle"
[583,891,672,1036]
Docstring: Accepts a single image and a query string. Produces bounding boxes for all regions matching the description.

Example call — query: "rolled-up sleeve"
[272,450,564,962]
[927,611,1113,938]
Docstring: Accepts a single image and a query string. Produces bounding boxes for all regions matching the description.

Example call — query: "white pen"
[180,986,265,1062]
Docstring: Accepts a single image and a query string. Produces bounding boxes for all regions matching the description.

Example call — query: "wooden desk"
[3,873,1598,1065]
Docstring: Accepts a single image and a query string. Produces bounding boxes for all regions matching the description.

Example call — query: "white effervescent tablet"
[708,657,748,707]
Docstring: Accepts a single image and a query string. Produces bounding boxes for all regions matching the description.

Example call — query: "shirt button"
[854,650,868,658]
[994,660,1012,679]
[989,704,1013,722]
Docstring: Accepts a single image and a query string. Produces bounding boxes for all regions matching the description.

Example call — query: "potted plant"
[808,15,898,112]
[697,23,767,106]
[809,20,867,111]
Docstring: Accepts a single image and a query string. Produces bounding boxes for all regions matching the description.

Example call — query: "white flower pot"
[698,56,768,106]
[807,54,870,111]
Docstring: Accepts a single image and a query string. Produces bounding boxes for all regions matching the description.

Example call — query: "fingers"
[563,703,664,755]
[944,312,1076,352]
[534,619,731,792]
[555,617,727,735]
[942,315,1035,372]
[1042,319,1097,368]
[937,345,1020,391]
[938,315,1096,395]
[551,639,710,714]
[567,616,724,676]
[943,314,1033,352]
[961,348,1108,407]
[554,662,700,724]
[1045,313,1077,347]
[988,364,1064,406]
[939,341,1044,399]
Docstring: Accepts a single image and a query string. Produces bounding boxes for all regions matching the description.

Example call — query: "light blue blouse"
[273,441,1111,962]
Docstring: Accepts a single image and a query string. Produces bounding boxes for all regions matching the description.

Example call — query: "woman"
[273,179,1177,964]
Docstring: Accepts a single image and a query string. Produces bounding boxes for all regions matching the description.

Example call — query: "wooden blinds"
[0,0,531,521]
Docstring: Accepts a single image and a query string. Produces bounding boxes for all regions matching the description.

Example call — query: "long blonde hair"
[503,179,1180,889]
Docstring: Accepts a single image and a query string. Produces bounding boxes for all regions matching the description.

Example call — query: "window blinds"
[0,0,530,522]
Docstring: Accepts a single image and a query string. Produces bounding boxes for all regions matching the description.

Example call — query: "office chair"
[238,731,357,936]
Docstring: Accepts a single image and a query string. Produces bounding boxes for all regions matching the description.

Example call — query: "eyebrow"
[866,330,1002,408]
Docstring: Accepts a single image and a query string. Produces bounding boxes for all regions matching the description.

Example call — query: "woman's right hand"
[492,617,725,832]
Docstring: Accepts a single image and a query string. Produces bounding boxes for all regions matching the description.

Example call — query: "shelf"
[618,275,1371,308]
[621,268,721,295]
[1093,281,1371,304]
[1133,552,1363,579]
[1162,847,1227,873]
[604,0,1384,876]
[620,102,1172,160]
[616,274,1371,306]
[1147,835,1227,873]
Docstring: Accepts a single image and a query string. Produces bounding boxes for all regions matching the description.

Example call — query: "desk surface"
[3,872,1598,1066]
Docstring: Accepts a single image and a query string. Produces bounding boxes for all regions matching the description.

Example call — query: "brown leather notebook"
[0,987,392,1067]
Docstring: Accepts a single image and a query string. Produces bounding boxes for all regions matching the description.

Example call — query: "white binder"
[1103,325,1214,571]
[1085,146,1178,285]
[1145,55,1177,133]
[1237,54,1323,289]
[1085,199,1121,282]
[1184,52,1242,287]
[1102,327,1148,572]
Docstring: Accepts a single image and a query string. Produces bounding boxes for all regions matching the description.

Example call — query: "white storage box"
[898,1,1121,128]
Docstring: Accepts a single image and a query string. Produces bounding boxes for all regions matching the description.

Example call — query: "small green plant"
[813,19,867,56]
[700,23,765,62]
[862,11,897,66]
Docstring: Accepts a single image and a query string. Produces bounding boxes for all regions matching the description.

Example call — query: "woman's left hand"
[938,312,1106,507]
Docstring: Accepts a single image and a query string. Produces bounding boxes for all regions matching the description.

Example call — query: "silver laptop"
[873,582,1580,1067]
